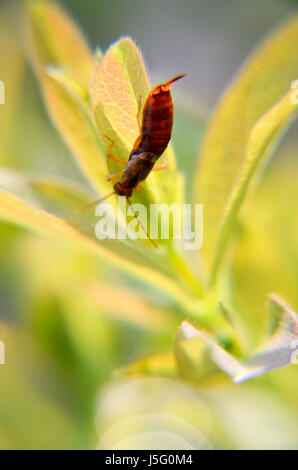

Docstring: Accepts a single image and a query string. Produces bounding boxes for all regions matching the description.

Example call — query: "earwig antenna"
[126,198,157,249]
[76,191,115,214]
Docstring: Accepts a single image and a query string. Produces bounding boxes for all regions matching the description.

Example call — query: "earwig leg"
[136,95,142,132]
[103,134,127,164]
[107,170,124,181]
[153,156,167,171]
[108,154,127,164]
[136,183,142,192]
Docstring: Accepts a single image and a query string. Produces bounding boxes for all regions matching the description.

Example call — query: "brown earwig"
[83,74,185,246]
[108,74,185,198]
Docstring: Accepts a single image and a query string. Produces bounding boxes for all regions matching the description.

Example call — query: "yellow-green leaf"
[211,90,298,281]
[177,302,298,383]
[0,5,25,166]
[224,156,298,344]
[25,0,94,86]
[0,167,93,216]
[22,2,109,195]
[195,15,298,278]
[92,37,150,156]
[92,37,183,208]
[44,69,110,195]
[0,189,198,310]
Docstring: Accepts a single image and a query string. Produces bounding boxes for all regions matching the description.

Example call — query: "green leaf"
[0,167,93,216]
[0,167,206,306]
[92,37,150,156]
[0,188,199,310]
[92,37,184,208]
[177,297,298,383]
[0,6,25,166]
[44,69,110,195]
[23,3,109,196]
[24,0,94,86]
[195,15,298,279]
[176,321,240,382]
[211,89,298,282]
[224,156,298,343]
[236,294,298,382]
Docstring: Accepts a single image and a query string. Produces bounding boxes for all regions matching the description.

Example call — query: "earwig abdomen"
[131,74,185,159]
[137,91,174,156]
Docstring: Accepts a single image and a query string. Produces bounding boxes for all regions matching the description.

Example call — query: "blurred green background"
[0,0,297,450]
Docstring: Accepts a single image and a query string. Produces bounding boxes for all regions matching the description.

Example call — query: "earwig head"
[151,74,185,95]
[114,182,133,197]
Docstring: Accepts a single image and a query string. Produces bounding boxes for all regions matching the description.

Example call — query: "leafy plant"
[1,0,298,448]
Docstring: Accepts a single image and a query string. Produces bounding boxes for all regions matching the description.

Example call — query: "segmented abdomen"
[134,91,173,157]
